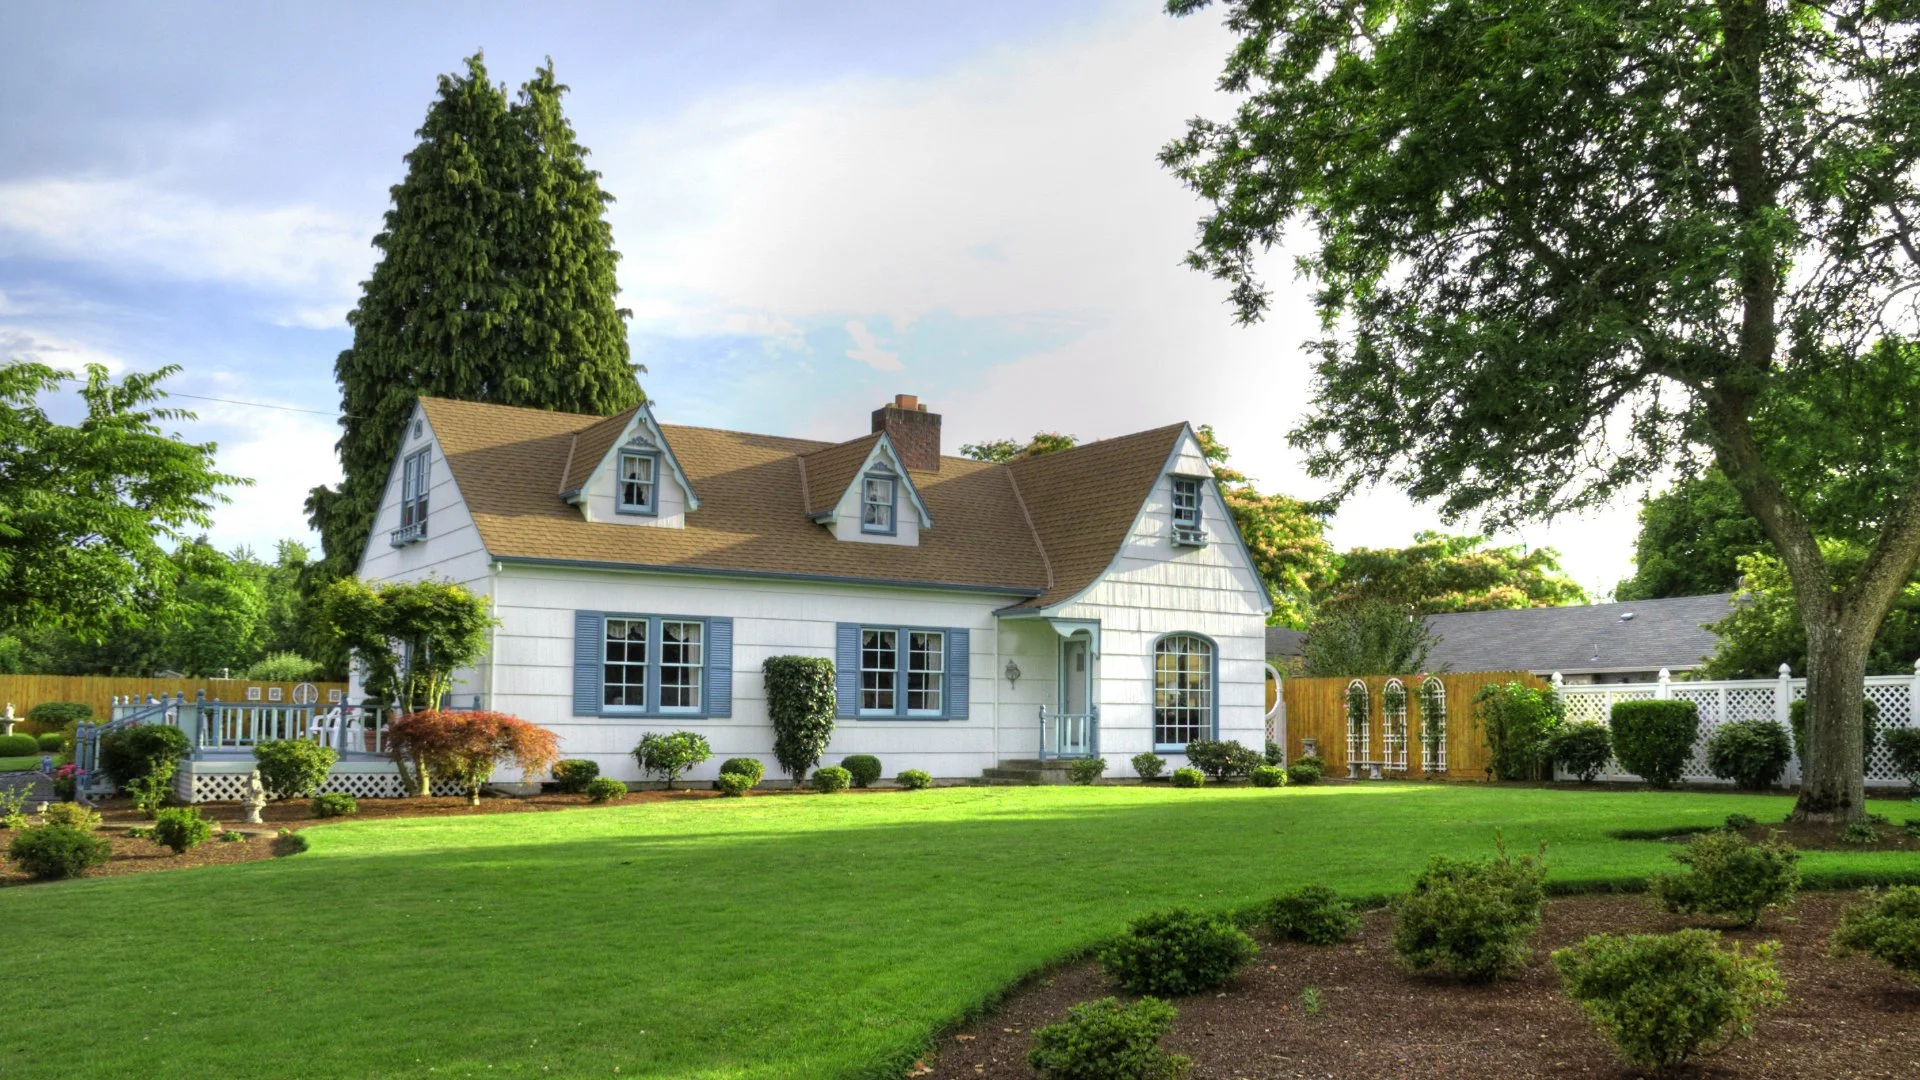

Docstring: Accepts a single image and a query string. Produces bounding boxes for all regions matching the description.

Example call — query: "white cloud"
[0,326,129,374]
[843,319,902,371]
[183,391,339,555]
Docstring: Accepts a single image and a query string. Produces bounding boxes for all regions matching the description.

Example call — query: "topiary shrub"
[1131,753,1166,781]
[1649,830,1799,928]
[584,777,627,803]
[99,723,192,790]
[311,792,358,818]
[633,731,712,790]
[1787,697,1878,768]
[1286,761,1322,785]
[717,758,766,786]
[811,766,851,793]
[1265,739,1285,765]
[1472,681,1565,780]
[551,759,601,794]
[1392,839,1546,981]
[1249,764,1287,788]
[841,754,883,788]
[1831,885,1920,980]
[1704,719,1792,791]
[1099,908,1258,996]
[1547,721,1613,782]
[252,738,339,800]
[23,701,89,736]
[7,824,111,880]
[36,732,63,753]
[897,769,933,790]
[1555,930,1783,1070]
[1182,739,1262,781]
[1067,758,1107,785]
[41,803,99,830]
[763,655,836,790]
[1027,995,1190,1080]
[151,806,212,854]
[1263,885,1359,945]
[716,772,754,797]
[1169,767,1204,789]
[1609,700,1700,788]
[0,733,38,756]
[1883,728,1920,793]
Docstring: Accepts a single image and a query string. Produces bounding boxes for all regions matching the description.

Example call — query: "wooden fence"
[1281,671,1547,780]
[0,675,348,732]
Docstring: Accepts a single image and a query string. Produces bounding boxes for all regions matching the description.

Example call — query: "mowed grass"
[0,756,42,773]
[4,784,1914,1079]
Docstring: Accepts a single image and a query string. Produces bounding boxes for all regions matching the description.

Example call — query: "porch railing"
[1038,706,1099,761]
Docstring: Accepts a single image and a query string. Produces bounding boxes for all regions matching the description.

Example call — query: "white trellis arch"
[1419,676,1447,773]
[1382,678,1409,772]
[1345,679,1371,774]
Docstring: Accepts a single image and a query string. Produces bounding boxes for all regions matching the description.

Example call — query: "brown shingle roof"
[559,406,641,495]
[1005,423,1187,608]
[799,433,883,517]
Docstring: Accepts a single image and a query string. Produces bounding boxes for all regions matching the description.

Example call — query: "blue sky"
[0,0,1643,594]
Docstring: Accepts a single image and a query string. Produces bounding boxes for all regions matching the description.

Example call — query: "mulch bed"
[1614,819,1920,853]
[923,891,1920,1079]
[0,830,295,888]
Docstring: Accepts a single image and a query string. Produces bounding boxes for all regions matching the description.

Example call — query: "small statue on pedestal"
[243,769,267,825]
[1,703,14,737]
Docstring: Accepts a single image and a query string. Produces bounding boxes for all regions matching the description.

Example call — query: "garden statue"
[243,769,266,824]
[1,703,13,737]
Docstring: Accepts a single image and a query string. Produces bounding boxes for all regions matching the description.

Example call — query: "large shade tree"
[1165,0,1920,821]
[1617,471,1772,600]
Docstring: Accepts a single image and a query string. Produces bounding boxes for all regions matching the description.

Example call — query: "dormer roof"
[558,401,698,509]
[801,433,932,527]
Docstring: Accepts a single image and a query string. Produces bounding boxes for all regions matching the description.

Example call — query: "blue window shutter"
[573,611,603,717]
[706,617,733,717]
[946,629,970,719]
[835,623,859,718]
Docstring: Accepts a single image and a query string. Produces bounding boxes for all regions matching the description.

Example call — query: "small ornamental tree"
[763,656,836,789]
[1472,682,1565,781]
[634,731,712,789]
[385,709,560,805]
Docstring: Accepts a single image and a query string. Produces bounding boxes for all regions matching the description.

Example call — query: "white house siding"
[826,443,921,547]
[578,425,690,528]
[488,564,1054,783]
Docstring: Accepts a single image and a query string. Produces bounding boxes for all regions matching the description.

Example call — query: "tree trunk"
[1792,611,1873,823]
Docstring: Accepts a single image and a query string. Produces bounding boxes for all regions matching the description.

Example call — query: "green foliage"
[1831,886,1920,980]
[1286,761,1322,785]
[98,723,191,789]
[1169,767,1204,789]
[1264,740,1283,765]
[1553,931,1784,1070]
[24,702,89,733]
[1472,682,1565,781]
[1546,721,1612,782]
[1842,822,1880,845]
[1026,996,1190,1080]
[1706,547,1920,680]
[1300,599,1436,677]
[252,739,339,800]
[550,759,600,794]
[35,733,62,753]
[243,651,323,682]
[1392,841,1546,981]
[1616,472,1771,601]
[320,577,494,725]
[959,431,1079,463]
[1884,729,1920,792]
[1650,831,1800,928]
[311,793,359,819]
[1249,764,1286,788]
[6,823,110,880]
[633,731,712,790]
[810,766,851,794]
[717,758,765,786]
[0,733,36,756]
[1609,701,1700,789]
[1330,532,1587,615]
[896,769,933,790]
[151,807,212,854]
[1131,753,1166,780]
[584,777,626,804]
[40,803,98,830]
[840,755,883,789]
[1067,758,1107,785]
[1263,885,1358,945]
[1724,814,1757,832]
[1704,720,1792,791]
[1786,697,1878,767]
[127,764,176,819]
[716,772,753,797]
[1182,739,1261,781]
[762,656,836,788]
[1098,909,1257,996]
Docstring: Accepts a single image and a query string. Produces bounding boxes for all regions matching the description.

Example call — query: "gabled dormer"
[1163,424,1216,549]
[561,402,699,527]
[801,432,932,546]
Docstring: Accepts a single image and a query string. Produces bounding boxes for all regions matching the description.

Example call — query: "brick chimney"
[872,394,941,472]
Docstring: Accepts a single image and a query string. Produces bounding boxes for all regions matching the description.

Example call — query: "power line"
[165,392,342,418]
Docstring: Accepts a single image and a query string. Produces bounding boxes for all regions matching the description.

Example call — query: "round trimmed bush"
[896,769,933,790]
[1832,885,1920,980]
[0,733,38,757]
[1249,764,1287,788]
[36,732,63,753]
[1099,908,1257,996]
[1554,930,1783,1070]
[810,766,851,793]
[584,777,627,804]
[717,757,766,786]
[23,701,89,735]
[716,772,754,797]
[6,824,110,880]
[1169,767,1204,788]
[1547,721,1613,782]
[1649,830,1799,928]
[1286,760,1322,785]
[1609,700,1700,788]
[1026,995,1189,1080]
[252,738,339,800]
[151,806,212,853]
[551,759,601,794]
[841,755,883,788]
[1263,885,1359,945]
[1130,753,1165,781]
[1067,757,1107,785]
[311,792,359,818]
[1393,844,1546,981]
[1704,719,1792,791]
[1182,739,1262,781]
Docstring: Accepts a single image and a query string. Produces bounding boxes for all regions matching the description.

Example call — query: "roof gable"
[561,402,699,510]
[803,434,932,528]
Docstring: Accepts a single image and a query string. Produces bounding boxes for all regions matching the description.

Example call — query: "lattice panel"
[1382,681,1408,772]
[1671,688,1725,782]
[1866,680,1915,784]
[188,770,466,802]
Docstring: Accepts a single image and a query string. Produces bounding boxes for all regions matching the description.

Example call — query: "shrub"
[551,759,601,794]
[584,777,627,803]
[897,769,933,790]
[311,792,358,818]
[841,754,883,788]
[6,824,111,880]
[24,701,89,736]
[0,812,24,830]
[252,739,339,800]
[1169,767,1204,788]
[811,766,851,793]
[763,655,836,789]
[1286,761,1322,785]
[1027,996,1190,1080]
[1554,930,1783,1070]
[1884,728,1920,792]
[1609,700,1700,788]
[1392,840,1546,981]
[717,757,766,786]
[1099,909,1258,996]
[1067,758,1107,785]
[1704,719,1792,791]
[98,723,193,789]
[1649,830,1799,928]
[716,772,754,797]
[633,731,713,790]
[389,709,562,805]
[1724,813,1757,831]
[1264,739,1285,765]
[0,733,37,756]
[41,803,99,830]
[1263,885,1359,945]
[1842,822,1880,845]
[1787,696,1878,767]
[1131,753,1166,780]
[1249,764,1287,788]
[1182,739,1262,781]
[128,766,177,819]
[242,651,324,682]
[1472,681,1565,780]
[1546,721,1612,782]
[1831,885,1920,980]
[36,732,63,753]
[151,807,213,854]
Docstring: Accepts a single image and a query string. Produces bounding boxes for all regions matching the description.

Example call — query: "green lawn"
[0,755,41,773]
[3,784,1914,1079]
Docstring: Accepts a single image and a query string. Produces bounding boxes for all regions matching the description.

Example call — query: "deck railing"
[77,693,390,801]
[1038,706,1099,761]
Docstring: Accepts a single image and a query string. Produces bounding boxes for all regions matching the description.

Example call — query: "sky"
[0,0,1650,597]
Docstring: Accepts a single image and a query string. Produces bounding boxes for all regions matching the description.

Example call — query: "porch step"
[978,760,1076,785]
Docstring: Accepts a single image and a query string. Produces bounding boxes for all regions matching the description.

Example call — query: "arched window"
[1419,676,1447,773]
[1346,679,1371,767]
[1153,634,1215,749]
[1382,678,1408,773]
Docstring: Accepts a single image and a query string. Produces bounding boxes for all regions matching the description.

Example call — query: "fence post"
[1776,664,1793,726]
[1910,658,1920,734]
[1657,669,1672,700]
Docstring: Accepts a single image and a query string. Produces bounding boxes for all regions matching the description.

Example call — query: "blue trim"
[495,555,1041,598]
[615,449,662,516]
[851,624,962,721]
[835,623,860,718]
[859,473,898,535]
[1148,630,1219,751]
[576,611,726,718]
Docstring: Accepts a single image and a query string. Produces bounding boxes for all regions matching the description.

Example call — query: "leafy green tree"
[1617,472,1771,601]
[1165,0,1920,822]
[958,431,1080,463]
[1194,425,1335,628]
[1704,547,1920,680]
[1300,598,1437,677]
[307,53,642,586]
[1332,532,1586,615]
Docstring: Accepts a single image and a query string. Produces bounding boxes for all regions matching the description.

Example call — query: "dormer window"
[1171,476,1207,547]
[391,448,431,546]
[861,473,897,534]
[618,451,658,515]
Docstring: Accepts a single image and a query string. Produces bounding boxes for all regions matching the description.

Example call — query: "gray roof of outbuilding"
[1265,626,1306,659]
[1422,593,1735,676]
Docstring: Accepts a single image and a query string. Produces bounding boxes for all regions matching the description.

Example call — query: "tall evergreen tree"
[308,53,641,582]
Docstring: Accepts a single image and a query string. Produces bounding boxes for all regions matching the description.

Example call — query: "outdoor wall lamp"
[1004,659,1021,688]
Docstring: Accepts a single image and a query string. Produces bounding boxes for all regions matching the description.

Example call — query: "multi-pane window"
[1171,477,1201,530]
[619,452,657,513]
[861,629,898,712]
[603,618,649,707]
[862,476,896,533]
[400,449,431,531]
[659,620,704,710]
[907,630,945,714]
[1153,634,1214,748]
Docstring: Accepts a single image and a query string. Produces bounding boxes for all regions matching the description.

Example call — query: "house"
[347,392,1272,785]
[1420,593,1735,683]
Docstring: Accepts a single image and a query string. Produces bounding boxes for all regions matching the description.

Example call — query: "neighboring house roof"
[418,398,1192,601]
[1422,593,1735,676]
[1265,627,1306,660]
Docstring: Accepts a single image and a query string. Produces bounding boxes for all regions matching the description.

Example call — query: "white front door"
[1062,638,1090,715]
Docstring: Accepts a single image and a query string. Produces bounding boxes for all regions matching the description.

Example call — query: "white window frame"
[906,630,946,716]
[603,617,650,709]
[860,628,898,714]
[618,450,658,514]
[1153,634,1215,750]
[1171,476,1201,530]
[401,449,431,530]
[861,475,897,534]
[657,619,704,713]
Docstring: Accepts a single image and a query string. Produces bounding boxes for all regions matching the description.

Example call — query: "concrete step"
[978,760,1080,785]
